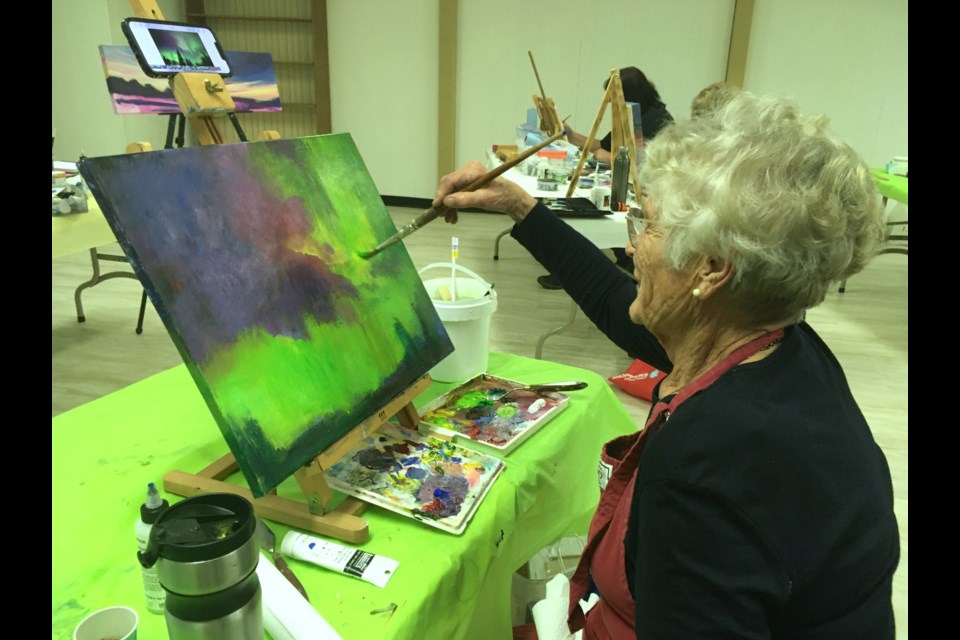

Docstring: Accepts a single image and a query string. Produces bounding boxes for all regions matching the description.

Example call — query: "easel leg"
[74,248,143,325]
[295,461,334,515]
[565,80,614,198]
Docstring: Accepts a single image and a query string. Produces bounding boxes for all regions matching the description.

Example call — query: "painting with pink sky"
[99,45,282,115]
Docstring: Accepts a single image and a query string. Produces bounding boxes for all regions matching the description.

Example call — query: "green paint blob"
[496,405,519,418]
[454,390,490,410]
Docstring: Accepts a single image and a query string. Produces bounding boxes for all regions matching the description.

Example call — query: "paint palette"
[324,423,504,535]
[417,374,570,455]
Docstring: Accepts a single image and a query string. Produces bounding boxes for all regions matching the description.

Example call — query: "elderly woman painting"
[433,91,900,638]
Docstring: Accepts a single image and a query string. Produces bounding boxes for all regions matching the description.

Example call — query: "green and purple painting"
[78,135,454,496]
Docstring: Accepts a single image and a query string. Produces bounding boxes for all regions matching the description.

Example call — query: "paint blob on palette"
[418,374,569,455]
[324,424,504,535]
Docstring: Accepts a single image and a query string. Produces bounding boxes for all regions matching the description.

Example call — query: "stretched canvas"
[418,374,568,455]
[99,45,282,114]
[78,135,454,496]
[323,424,504,535]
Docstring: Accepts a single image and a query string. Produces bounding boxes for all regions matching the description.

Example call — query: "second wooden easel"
[528,51,565,137]
[564,68,641,201]
[128,0,422,545]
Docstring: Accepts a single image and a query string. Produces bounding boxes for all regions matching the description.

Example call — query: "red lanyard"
[645,327,786,430]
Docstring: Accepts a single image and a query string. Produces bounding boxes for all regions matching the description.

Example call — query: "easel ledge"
[164,374,432,545]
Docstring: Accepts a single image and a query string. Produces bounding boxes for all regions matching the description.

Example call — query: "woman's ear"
[695,257,734,298]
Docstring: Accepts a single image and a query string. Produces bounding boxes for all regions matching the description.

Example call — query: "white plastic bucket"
[419,263,498,383]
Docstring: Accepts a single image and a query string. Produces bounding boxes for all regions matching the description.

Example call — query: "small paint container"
[591,186,611,210]
[886,156,908,176]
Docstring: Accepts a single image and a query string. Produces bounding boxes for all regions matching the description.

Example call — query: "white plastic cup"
[73,605,139,640]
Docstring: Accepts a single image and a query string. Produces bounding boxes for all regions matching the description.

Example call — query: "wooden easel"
[529,51,564,137]
[164,375,432,544]
[564,68,641,200]
[128,0,416,545]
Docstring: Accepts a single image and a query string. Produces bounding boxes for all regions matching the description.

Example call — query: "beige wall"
[327,0,439,198]
[52,0,908,200]
[744,0,908,221]
[52,0,184,161]
[745,0,908,168]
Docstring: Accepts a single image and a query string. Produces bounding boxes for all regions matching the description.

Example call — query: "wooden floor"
[52,205,908,637]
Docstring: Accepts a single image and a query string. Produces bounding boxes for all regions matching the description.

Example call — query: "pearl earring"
[692,288,702,298]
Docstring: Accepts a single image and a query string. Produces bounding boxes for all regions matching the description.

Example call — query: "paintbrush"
[357,131,564,259]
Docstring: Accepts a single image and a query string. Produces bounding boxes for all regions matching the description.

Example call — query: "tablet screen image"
[122,18,232,77]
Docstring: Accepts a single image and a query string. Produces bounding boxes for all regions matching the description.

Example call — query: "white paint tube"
[280,531,399,589]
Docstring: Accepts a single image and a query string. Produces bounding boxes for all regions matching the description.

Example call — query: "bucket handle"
[418,262,494,291]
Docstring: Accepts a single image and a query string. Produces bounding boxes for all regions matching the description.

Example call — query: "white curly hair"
[639,91,886,323]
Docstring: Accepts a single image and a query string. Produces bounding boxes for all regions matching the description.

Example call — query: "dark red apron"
[567,329,785,639]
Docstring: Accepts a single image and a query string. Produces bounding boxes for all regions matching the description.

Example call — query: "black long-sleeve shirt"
[599,102,674,152]
[511,203,900,638]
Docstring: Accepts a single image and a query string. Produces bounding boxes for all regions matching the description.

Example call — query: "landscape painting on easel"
[98,45,282,114]
[78,135,454,496]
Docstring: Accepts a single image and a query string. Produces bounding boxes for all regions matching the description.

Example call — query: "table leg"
[493,227,512,260]
[74,247,144,332]
[839,196,906,293]
[535,297,579,359]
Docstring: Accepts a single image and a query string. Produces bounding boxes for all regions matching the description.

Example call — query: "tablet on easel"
[121,17,232,78]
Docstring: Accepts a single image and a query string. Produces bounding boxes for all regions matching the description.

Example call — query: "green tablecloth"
[52,352,639,639]
[870,168,908,205]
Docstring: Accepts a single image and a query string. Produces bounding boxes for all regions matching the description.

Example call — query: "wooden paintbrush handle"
[529,50,547,100]
[461,131,563,194]
[418,131,562,222]
[359,131,563,258]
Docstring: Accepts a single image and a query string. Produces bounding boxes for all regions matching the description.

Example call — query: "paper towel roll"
[530,573,600,640]
[256,553,342,640]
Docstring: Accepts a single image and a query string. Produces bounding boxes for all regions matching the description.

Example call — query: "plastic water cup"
[73,605,138,640]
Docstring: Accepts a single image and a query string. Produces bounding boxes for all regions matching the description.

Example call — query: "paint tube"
[280,531,399,588]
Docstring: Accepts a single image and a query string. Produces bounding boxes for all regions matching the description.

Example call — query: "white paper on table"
[257,552,342,640]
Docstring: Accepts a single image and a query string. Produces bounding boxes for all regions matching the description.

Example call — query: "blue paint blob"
[400,456,420,466]
[434,487,450,500]
[406,467,427,480]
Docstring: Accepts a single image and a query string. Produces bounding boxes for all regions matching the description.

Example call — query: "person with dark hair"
[564,66,674,164]
[433,90,900,639]
[539,66,674,289]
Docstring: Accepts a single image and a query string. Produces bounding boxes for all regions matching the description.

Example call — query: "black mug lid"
[138,493,255,567]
